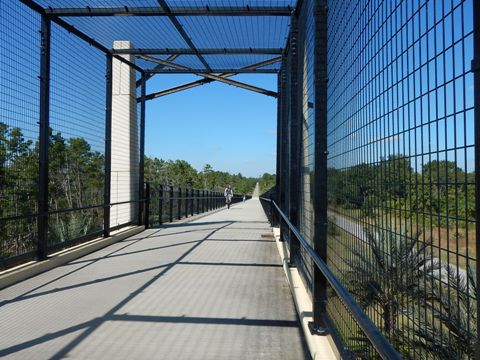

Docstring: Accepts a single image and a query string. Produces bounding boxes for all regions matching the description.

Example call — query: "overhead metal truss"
[145,68,279,74]
[113,48,284,55]
[143,56,282,101]
[140,55,278,98]
[153,0,211,71]
[23,0,289,77]
[43,6,292,17]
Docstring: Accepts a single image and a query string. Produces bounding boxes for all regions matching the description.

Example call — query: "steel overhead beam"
[43,6,292,17]
[20,0,143,73]
[114,48,284,55]
[146,68,278,74]
[140,55,278,98]
[142,56,282,101]
[154,0,211,71]
[136,54,178,88]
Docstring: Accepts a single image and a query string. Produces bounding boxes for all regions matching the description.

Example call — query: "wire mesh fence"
[0,1,41,266]
[0,3,141,268]
[325,0,476,358]
[275,0,478,358]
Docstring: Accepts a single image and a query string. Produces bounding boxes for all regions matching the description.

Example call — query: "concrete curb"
[272,227,339,360]
[0,225,145,290]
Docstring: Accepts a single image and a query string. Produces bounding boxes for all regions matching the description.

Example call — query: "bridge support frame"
[311,0,328,333]
[37,14,51,261]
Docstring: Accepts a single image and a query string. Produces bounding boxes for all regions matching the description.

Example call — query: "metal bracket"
[471,59,480,73]
[308,321,328,336]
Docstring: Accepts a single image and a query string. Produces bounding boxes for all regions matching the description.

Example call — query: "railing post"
[190,189,195,216]
[138,72,146,225]
[288,11,301,267]
[202,190,205,212]
[309,0,328,335]
[178,187,182,220]
[104,53,113,238]
[279,60,288,242]
[145,182,150,228]
[159,184,163,225]
[169,185,173,222]
[196,189,199,214]
[269,194,274,225]
[186,188,190,216]
[37,14,51,261]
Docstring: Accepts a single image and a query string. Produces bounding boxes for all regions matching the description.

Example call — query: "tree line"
[328,154,475,226]
[1,123,276,261]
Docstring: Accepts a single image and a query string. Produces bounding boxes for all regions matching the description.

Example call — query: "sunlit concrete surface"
[0,199,310,359]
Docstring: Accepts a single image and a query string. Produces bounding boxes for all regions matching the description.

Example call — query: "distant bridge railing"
[143,182,249,229]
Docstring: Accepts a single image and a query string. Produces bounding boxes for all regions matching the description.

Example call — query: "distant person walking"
[224,184,233,209]
[243,194,246,203]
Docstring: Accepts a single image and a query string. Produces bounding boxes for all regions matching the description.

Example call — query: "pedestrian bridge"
[1,1,478,359]
[0,200,333,359]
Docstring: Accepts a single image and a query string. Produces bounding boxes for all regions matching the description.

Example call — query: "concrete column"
[110,41,139,227]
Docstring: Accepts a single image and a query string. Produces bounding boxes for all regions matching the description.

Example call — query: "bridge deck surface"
[0,199,310,359]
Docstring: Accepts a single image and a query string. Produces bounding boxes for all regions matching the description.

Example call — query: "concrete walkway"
[0,199,310,359]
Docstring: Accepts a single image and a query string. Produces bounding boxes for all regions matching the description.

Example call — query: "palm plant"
[342,224,440,351]
[409,263,477,359]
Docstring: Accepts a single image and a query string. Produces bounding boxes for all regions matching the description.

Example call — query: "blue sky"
[144,73,278,178]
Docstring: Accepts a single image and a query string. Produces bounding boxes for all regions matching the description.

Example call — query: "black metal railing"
[143,182,248,228]
[0,181,246,270]
[259,196,402,360]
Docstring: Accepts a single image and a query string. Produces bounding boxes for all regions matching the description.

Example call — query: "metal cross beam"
[140,55,278,98]
[136,54,179,88]
[146,68,278,74]
[43,6,292,17]
[154,0,211,71]
[114,48,284,55]
[143,56,282,101]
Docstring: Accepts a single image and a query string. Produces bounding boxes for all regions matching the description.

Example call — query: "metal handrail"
[260,197,402,360]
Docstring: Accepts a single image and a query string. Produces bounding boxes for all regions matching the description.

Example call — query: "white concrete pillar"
[110,41,139,227]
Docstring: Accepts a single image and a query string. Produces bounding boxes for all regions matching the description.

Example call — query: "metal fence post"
[186,188,189,218]
[145,182,150,228]
[196,189,199,214]
[191,189,194,216]
[288,11,301,266]
[159,184,164,225]
[279,60,288,242]
[178,187,182,220]
[37,14,51,260]
[138,72,146,225]
[104,53,113,238]
[310,0,328,335]
[276,70,282,220]
[169,185,173,222]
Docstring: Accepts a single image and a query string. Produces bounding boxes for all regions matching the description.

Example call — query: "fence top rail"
[43,6,293,17]
[259,197,402,360]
